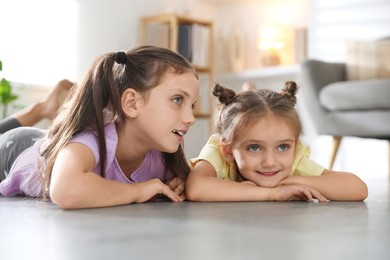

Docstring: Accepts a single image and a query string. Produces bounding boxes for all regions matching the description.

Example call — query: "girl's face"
[228,114,297,187]
[134,71,199,153]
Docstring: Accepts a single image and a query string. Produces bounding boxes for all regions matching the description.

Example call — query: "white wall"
[0,0,309,84]
[0,0,217,86]
[308,0,390,62]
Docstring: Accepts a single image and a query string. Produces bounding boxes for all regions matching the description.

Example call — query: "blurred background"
[1,0,389,179]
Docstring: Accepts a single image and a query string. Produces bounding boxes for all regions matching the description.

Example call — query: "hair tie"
[116,51,127,64]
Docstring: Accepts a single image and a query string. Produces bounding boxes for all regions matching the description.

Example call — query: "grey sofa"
[299,59,390,169]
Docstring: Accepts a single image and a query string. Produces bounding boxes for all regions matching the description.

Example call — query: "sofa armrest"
[300,59,346,94]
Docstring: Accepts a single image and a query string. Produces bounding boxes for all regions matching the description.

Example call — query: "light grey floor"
[0,174,389,260]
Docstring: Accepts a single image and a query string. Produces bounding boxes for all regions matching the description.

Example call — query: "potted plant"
[0,60,18,118]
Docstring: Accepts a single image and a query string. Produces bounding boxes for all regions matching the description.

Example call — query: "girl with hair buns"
[186,81,368,202]
[0,46,199,209]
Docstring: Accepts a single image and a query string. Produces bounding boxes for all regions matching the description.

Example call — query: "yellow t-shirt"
[190,134,325,181]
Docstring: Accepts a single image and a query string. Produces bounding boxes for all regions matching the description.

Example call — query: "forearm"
[50,171,141,209]
[280,173,368,201]
[186,175,273,202]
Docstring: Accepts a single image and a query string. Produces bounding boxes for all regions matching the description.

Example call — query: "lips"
[172,129,185,137]
[172,129,185,136]
[257,171,279,176]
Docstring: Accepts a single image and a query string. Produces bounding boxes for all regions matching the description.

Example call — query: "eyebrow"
[172,88,199,102]
[241,139,295,145]
[276,139,296,143]
[171,88,191,98]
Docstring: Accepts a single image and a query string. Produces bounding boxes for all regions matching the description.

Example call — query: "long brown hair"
[40,46,197,196]
[213,81,302,145]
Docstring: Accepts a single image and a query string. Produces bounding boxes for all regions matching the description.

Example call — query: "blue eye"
[172,96,183,104]
[247,145,260,152]
[278,144,289,151]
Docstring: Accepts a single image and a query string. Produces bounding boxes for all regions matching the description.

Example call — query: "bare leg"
[11,79,74,127]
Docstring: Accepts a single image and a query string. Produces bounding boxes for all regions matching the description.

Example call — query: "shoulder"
[190,134,235,180]
[190,134,222,166]
[207,134,222,147]
[292,141,325,176]
[69,122,118,163]
[295,142,310,157]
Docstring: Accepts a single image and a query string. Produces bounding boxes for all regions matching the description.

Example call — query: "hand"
[166,177,186,200]
[272,184,327,202]
[133,179,184,203]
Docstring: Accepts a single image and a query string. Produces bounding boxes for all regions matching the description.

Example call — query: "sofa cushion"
[319,78,390,111]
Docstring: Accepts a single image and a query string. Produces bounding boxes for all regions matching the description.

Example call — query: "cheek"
[232,150,244,164]
[234,152,255,171]
[281,152,295,169]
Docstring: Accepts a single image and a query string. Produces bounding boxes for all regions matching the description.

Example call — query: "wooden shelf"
[193,64,213,73]
[216,64,300,81]
[194,111,211,118]
[140,12,215,133]
[215,64,301,93]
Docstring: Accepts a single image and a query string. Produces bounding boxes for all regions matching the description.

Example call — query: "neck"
[115,122,149,177]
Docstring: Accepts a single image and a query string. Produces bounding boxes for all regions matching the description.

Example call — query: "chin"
[164,145,180,154]
[254,179,279,188]
[261,182,279,188]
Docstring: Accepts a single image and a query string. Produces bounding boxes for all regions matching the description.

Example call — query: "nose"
[183,107,196,126]
[262,151,275,167]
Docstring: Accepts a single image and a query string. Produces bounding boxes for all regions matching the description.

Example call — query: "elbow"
[358,182,369,201]
[185,185,199,201]
[350,175,369,201]
[50,186,83,210]
[185,182,205,202]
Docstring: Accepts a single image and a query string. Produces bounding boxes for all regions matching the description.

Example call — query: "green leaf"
[0,60,2,71]
[0,78,18,105]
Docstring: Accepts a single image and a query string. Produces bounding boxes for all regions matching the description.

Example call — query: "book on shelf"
[177,24,210,67]
[191,24,210,67]
[178,24,192,62]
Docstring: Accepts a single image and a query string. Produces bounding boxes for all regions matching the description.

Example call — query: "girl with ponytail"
[0,46,199,209]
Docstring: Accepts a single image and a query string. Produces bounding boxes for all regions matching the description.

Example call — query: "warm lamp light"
[258,23,286,66]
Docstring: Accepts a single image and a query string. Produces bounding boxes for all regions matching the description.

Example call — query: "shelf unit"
[140,13,215,130]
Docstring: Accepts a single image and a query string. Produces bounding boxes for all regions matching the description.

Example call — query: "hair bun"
[212,83,236,105]
[280,81,298,105]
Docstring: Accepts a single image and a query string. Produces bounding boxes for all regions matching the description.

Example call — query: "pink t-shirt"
[0,123,173,197]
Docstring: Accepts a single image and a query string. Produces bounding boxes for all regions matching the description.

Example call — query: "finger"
[299,189,313,201]
[311,190,327,202]
[167,177,183,190]
[166,177,176,189]
[162,186,183,202]
[174,181,185,195]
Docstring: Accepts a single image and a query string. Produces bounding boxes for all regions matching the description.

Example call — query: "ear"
[220,141,235,162]
[121,88,141,118]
